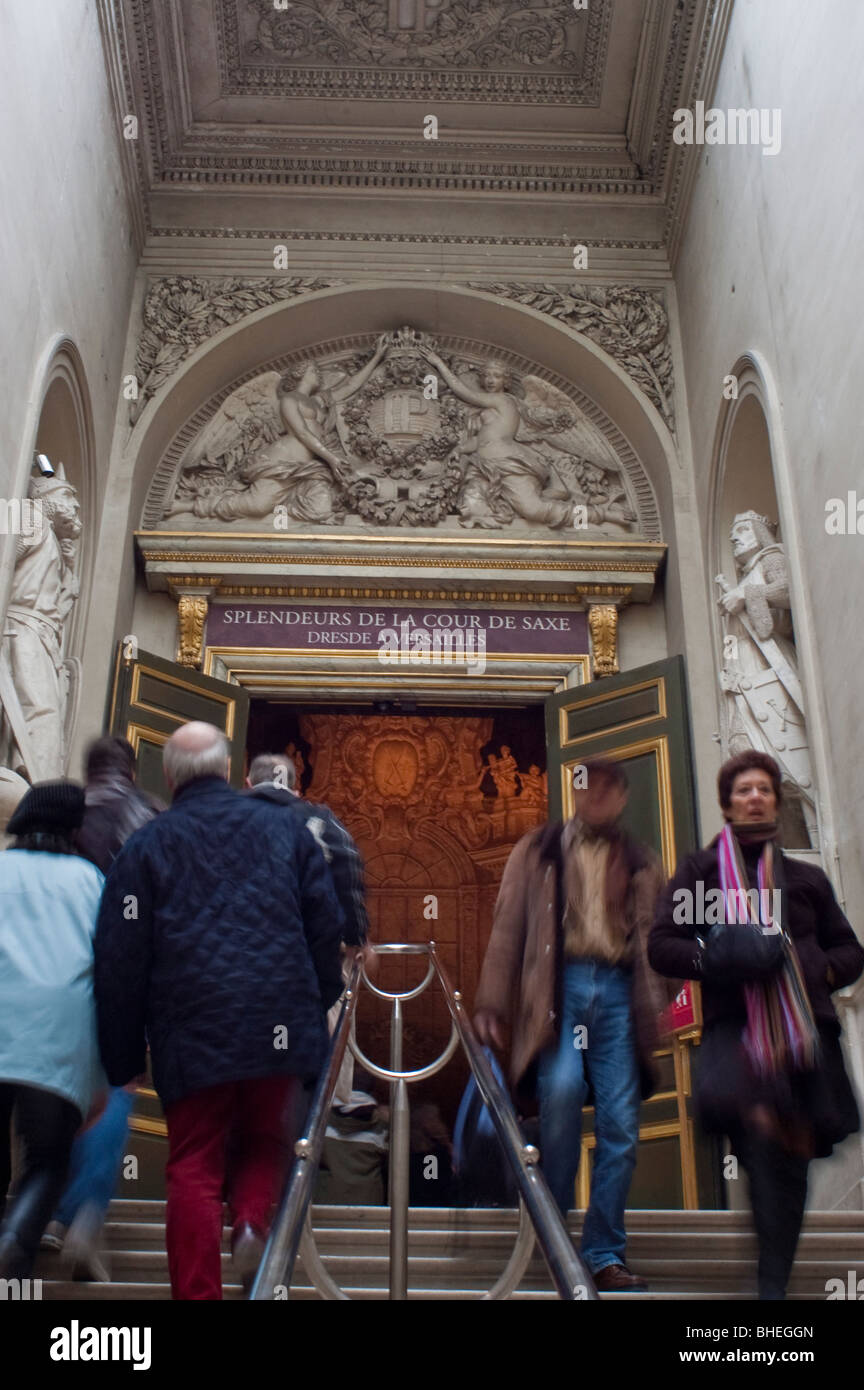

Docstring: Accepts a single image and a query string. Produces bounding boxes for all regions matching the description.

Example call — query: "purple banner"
[206,602,589,656]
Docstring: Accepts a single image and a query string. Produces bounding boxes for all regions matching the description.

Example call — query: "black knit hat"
[6,780,86,837]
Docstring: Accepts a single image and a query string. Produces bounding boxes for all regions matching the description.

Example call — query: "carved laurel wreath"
[339,360,468,525]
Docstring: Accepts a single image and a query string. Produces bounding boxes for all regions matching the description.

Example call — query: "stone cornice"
[95,0,147,253]
[664,0,736,266]
[144,229,666,250]
[137,531,666,605]
[155,149,650,198]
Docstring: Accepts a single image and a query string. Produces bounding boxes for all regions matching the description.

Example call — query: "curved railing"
[249,942,597,1301]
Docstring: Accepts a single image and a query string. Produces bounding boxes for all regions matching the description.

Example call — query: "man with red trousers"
[94,721,342,1299]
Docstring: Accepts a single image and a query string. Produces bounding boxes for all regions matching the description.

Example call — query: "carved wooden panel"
[299,710,546,1117]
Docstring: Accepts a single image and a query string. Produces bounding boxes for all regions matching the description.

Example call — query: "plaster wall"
[618,599,668,676]
[675,0,864,1207]
[0,0,138,768]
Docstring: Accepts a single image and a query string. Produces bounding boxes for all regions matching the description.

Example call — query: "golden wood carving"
[297,712,546,1112]
[588,603,619,678]
[176,595,209,668]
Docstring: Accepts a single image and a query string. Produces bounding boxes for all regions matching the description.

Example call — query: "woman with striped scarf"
[649,751,864,1301]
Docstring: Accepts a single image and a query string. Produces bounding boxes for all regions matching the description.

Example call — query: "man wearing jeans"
[474,758,669,1292]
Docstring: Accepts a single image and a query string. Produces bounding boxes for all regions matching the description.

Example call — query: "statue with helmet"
[0,463,81,783]
[716,510,816,846]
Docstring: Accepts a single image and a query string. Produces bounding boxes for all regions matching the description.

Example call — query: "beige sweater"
[562,824,634,965]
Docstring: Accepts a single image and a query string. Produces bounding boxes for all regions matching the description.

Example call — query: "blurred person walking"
[41,736,161,1280]
[246,751,368,951]
[76,734,162,873]
[474,758,668,1291]
[94,722,343,1299]
[650,750,864,1300]
[0,782,104,1278]
[247,751,369,1106]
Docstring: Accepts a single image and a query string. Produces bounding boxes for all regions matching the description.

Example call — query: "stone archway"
[97,280,720,833]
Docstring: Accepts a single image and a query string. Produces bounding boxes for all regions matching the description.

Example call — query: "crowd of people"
[0,723,364,1298]
[476,751,863,1299]
[0,724,861,1302]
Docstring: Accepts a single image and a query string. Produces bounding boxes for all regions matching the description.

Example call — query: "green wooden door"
[545,655,698,877]
[107,642,250,800]
[545,656,722,1209]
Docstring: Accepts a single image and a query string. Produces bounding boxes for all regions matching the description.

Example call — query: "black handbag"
[701,920,784,983]
[700,854,787,984]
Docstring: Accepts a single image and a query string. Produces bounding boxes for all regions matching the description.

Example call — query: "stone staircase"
[37,1203,864,1301]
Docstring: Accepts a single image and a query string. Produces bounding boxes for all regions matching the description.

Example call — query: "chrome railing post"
[428,944,598,1302]
[256,941,598,1301]
[388,997,410,1300]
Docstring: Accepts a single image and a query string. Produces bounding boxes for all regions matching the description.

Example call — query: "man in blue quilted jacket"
[93,721,343,1300]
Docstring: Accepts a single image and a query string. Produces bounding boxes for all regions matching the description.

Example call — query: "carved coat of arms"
[163,327,639,534]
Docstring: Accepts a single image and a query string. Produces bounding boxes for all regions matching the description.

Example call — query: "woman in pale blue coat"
[0,781,104,1278]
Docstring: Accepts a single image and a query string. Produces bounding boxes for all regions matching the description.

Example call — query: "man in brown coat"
[474,757,667,1292]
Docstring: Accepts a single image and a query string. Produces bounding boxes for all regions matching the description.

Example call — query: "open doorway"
[246,698,548,1138]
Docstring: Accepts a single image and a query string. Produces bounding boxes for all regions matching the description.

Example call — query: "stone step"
[36,1201,862,1302]
[35,1251,850,1296]
[99,1199,864,1234]
[39,1279,815,1302]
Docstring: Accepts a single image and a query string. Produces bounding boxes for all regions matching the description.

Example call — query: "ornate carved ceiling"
[103,0,730,260]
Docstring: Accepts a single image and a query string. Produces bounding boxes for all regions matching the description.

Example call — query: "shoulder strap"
[617,827,650,876]
[535,820,564,862]
[533,821,566,932]
[771,844,789,937]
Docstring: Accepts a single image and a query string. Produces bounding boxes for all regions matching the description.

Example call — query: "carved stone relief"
[132,276,340,422]
[223,0,612,101]
[470,284,675,428]
[133,278,673,440]
[152,326,653,537]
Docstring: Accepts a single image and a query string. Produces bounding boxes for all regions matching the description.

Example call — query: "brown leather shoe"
[592,1263,648,1292]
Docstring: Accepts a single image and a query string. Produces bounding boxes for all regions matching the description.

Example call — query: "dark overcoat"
[94,776,344,1108]
[474,821,671,1100]
[248,783,369,946]
[649,844,864,1154]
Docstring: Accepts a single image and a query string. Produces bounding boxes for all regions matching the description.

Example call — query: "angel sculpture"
[490,745,521,798]
[164,338,389,525]
[417,348,636,532]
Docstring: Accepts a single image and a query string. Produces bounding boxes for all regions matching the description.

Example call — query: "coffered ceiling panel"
[107,0,730,257]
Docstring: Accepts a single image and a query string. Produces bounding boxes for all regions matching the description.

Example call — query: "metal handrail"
[427,944,598,1301]
[250,942,597,1301]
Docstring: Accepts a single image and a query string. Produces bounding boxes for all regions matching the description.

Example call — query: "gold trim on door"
[556,676,668,747]
[577,1037,699,1211]
[125,724,171,756]
[130,662,238,738]
[559,734,675,878]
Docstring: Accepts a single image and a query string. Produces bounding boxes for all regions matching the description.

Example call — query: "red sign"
[661,981,697,1034]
